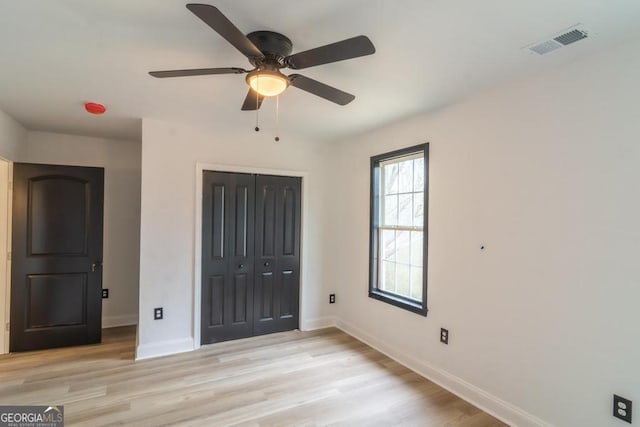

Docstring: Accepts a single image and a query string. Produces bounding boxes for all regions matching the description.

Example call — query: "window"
[369,144,428,315]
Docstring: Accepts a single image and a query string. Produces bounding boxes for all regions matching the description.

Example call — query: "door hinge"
[8,181,12,191]
[6,251,11,261]
[5,323,8,332]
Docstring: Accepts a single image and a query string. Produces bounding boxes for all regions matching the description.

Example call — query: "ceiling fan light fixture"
[246,70,289,97]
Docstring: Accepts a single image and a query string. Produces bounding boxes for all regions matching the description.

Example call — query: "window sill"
[368,290,428,316]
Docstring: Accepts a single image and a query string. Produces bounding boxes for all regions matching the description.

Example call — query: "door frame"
[193,163,308,350]
[0,158,12,354]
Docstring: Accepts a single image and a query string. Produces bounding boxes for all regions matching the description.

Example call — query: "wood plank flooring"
[0,327,507,426]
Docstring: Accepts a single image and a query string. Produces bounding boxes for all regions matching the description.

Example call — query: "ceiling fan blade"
[186,4,264,60]
[286,35,375,70]
[241,89,264,111]
[288,74,355,105]
[149,67,247,78]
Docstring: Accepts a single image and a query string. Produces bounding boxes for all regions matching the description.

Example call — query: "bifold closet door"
[201,171,255,344]
[201,172,301,344]
[253,175,301,335]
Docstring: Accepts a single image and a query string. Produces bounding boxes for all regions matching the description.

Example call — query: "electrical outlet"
[154,307,163,320]
[613,395,632,423]
[440,328,449,345]
[101,288,109,299]
[329,294,336,304]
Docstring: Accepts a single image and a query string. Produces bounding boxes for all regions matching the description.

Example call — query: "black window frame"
[369,143,429,316]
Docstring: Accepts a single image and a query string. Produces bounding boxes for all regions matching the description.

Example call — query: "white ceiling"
[1,0,639,142]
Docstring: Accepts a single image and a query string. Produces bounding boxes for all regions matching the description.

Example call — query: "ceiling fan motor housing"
[247,31,293,67]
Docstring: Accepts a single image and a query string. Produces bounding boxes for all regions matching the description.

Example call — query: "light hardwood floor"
[0,327,507,426]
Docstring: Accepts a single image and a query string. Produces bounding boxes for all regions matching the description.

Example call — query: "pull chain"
[254,79,260,132]
[274,95,280,142]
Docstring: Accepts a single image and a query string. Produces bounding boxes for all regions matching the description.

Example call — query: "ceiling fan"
[149,3,376,111]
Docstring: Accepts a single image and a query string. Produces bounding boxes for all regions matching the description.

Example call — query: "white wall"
[0,109,26,161]
[24,131,141,328]
[328,38,640,427]
[137,119,332,359]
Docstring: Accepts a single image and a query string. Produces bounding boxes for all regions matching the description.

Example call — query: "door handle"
[238,264,244,269]
[91,261,102,272]
[264,261,270,267]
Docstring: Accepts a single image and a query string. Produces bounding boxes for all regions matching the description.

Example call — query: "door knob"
[238,264,244,269]
[91,261,102,272]
[264,261,270,267]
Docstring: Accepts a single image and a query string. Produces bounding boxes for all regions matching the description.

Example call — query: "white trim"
[335,318,551,427]
[5,161,12,354]
[102,314,138,328]
[379,151,424,166]
[300,316,336,331]
[135,337,194,360]
[0,158,11,354]
[193,162,309,350]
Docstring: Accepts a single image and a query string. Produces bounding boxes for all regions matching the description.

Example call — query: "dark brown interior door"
[254,175,301,335]
[10,163,104,352]
[201,172,300,344]
[201,171,255,344]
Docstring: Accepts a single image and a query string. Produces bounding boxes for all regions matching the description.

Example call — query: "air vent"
[525,24,589,55]
[554,29,588,46]
[529,40,562,55]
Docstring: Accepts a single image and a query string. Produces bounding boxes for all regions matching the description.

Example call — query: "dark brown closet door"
[201,172,300,344]
[253,175,301,335]
[201,171,255,344]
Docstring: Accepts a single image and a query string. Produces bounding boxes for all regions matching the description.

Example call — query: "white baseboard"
[103,314,138,328]
[135,337,194,361]
[300,316,336,331]
[335,319,550,427]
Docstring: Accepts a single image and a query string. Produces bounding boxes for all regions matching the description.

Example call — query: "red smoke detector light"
[84,102,106,115]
